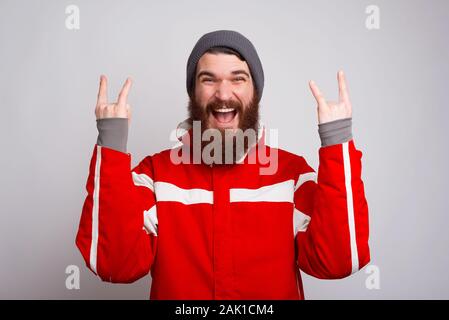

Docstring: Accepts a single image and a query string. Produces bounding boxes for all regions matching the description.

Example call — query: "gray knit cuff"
[318,117,353,147]
[96,118,128,153]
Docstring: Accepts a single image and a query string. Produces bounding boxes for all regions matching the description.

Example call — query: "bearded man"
[76,30,370,300]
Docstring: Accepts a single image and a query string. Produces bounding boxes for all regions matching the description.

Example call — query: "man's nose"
[215,80,233,101]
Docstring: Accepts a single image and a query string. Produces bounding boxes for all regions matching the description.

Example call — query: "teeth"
[215,108,235,113]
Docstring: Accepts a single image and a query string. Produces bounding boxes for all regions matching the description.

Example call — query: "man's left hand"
[309,70,353,124]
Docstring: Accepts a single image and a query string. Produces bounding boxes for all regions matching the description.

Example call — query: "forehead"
[196,53,250,75]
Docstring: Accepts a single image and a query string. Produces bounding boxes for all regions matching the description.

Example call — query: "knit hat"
[186,30,264,102]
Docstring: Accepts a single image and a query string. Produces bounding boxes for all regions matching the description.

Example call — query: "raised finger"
[97,75,108,105]
[338,70,350,103]
[117,77,132,106]
[309,80,326,105]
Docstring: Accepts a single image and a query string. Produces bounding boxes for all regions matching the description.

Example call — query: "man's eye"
[202,78,214,83]
[233,77,246,82]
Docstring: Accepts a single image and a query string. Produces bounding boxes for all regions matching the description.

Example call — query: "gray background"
[1,0,448,299]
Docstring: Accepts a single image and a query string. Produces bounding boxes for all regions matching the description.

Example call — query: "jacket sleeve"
[75,144,158,283]
[293,139,370,279]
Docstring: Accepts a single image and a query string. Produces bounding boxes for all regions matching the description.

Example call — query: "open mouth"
[212,107,238,124]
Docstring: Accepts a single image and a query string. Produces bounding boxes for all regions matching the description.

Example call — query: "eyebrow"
[197,70,251,79]
[231,70,250,78]
[197,71,215,79]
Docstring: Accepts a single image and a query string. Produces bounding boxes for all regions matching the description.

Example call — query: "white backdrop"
[0,0,448,299]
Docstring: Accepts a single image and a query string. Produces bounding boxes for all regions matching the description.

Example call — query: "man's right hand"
[95,75,132,125]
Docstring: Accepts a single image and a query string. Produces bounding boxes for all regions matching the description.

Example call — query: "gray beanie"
[186,30,264,101]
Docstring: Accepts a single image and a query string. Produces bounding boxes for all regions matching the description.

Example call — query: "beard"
[187,92,260,164]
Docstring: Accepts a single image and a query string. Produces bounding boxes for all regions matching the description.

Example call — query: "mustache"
[205,98,243,115]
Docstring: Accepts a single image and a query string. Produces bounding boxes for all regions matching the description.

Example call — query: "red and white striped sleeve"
[75,144,158,283]
[293,139,370,279]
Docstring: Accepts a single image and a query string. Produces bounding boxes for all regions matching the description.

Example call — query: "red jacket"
[76,125,370,299]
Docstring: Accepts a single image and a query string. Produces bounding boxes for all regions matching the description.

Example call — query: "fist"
[95,75,132,124]
[309,70,352,124]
